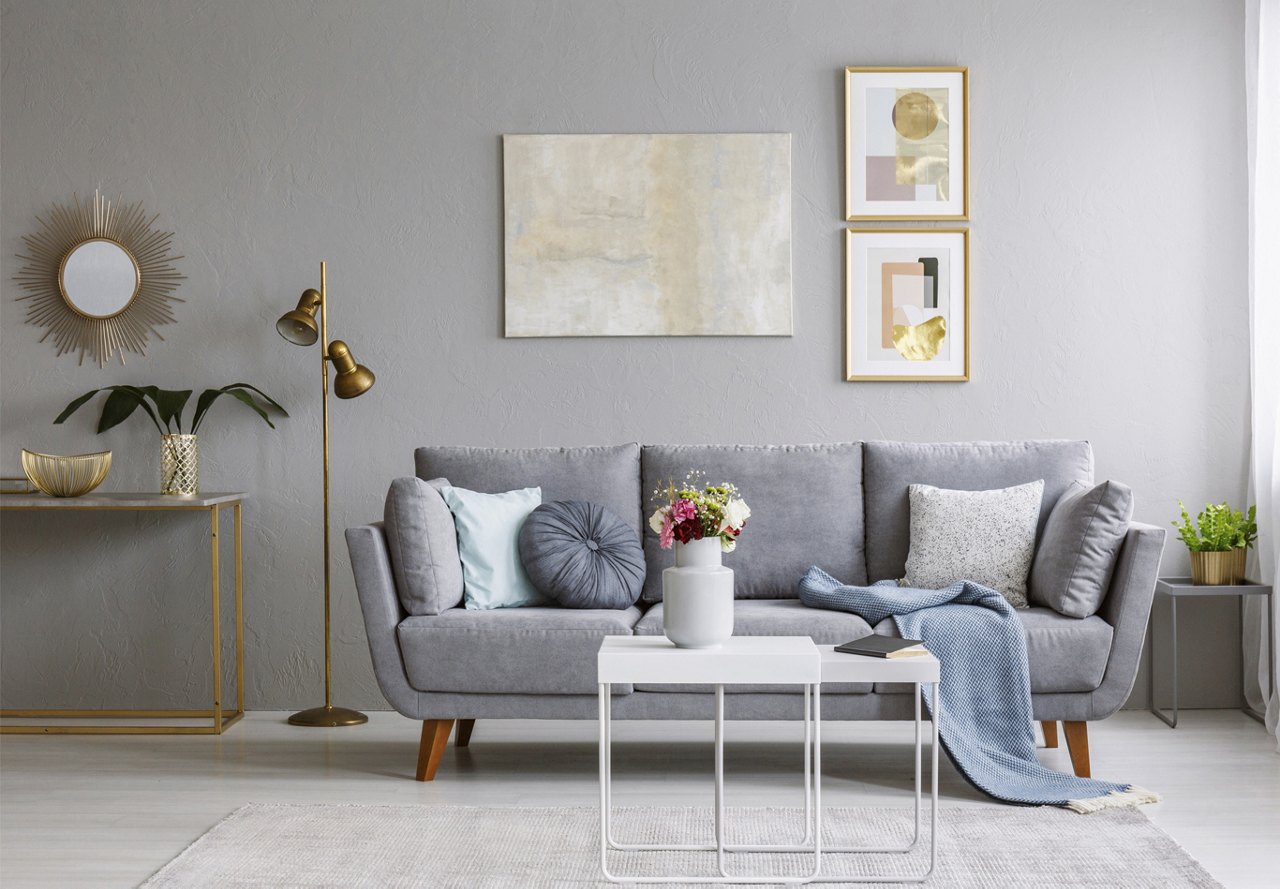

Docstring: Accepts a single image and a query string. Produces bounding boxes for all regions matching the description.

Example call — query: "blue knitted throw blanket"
[798,567,1158,813]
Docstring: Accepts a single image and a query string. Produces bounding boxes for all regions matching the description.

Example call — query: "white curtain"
[1244,0,1280,749]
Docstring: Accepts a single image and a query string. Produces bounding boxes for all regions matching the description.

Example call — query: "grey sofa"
[347,441,1165,781]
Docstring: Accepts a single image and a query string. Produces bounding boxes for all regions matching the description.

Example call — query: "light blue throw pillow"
[439,484,548,610]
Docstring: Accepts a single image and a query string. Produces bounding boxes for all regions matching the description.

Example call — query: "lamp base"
[287,705,369,727]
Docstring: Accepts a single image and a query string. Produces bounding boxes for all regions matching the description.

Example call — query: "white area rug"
[143,803,1221,887]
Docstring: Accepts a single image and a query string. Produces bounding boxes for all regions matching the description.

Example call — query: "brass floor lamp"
[276,261,375,727]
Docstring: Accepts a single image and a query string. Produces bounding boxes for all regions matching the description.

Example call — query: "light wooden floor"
[0,709,1276,887]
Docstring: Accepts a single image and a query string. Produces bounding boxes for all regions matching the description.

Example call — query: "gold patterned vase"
[1189,548,1246,586]
[160,434,199,496]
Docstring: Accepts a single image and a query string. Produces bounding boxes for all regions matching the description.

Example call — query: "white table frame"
[810,645,940,883]
[598,636,822,884]
[596,637,941,885]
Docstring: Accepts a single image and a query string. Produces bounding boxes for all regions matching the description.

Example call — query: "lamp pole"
[319,260,334,714]
[287,260,368,727]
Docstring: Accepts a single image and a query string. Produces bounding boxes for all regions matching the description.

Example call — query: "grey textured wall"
[0,0,1249,711]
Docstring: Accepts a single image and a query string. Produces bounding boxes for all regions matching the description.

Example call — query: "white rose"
[723,498,751,530]
[720,537,737,553]
[648,508,667,535]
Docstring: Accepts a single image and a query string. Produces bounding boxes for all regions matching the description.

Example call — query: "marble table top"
[0,492,246,509]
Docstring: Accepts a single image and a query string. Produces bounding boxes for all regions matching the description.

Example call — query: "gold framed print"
[845,67,968,221]
[845,228,969,381]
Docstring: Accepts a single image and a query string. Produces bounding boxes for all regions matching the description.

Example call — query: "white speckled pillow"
[902,480,1045,608]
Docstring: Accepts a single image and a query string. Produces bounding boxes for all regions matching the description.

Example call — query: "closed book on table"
[835,635,927,659]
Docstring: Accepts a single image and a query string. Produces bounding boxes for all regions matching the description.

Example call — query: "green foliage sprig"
[55,384,287,435]
[1171,501,1258,552]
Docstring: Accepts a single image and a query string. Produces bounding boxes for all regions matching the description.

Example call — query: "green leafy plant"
[1171,501,1258,552]
[55,384,287,435]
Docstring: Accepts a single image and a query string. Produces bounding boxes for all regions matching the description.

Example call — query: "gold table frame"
[0,492,246,735]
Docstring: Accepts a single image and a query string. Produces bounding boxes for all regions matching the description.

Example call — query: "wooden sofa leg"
[1062,721,1091,778]
[416,719,455,781]
[455,719,475,748]
[1041,720,1059,749]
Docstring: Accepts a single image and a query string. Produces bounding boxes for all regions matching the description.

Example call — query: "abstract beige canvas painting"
[503,134,792,337]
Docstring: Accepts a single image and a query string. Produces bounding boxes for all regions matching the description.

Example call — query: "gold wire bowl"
[20,449,112,497]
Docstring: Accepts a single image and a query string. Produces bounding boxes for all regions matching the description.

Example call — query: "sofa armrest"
[346,523,422,718]
[1090,521,1167,718]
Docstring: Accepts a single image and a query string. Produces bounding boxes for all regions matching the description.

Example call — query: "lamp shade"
[276,289,322,346]
[328,340,375,399]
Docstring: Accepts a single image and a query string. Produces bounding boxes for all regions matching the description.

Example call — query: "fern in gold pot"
[55,384,287,496]
[1171,501,1258,585]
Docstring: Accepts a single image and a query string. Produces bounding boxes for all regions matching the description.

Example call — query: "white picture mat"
[846,70,966,219]
[846,229,968,380]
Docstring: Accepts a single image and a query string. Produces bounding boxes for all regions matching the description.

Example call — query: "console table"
[0,492,246,735]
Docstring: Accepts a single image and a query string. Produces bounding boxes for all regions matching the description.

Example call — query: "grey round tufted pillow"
[518,500,646,609]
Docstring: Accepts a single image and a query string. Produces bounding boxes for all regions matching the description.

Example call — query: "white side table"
[598,635,822,884]
[815,645,941,884]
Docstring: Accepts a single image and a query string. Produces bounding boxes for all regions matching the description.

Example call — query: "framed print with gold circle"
[13,190,184,367]
[845,228,969,381]
[845,67,968,221]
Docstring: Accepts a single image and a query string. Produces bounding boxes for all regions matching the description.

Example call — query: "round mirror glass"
[59,239,140,318]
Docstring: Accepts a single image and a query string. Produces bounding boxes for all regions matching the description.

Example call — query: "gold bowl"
[21,449,112,497]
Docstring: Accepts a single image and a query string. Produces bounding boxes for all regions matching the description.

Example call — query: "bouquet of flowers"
[648,471,751,553]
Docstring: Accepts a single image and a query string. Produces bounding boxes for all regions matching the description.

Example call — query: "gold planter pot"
[1189,548,1246,585]
[160,434,199,496]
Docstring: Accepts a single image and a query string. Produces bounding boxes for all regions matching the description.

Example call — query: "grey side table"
[1149,576,1274,728]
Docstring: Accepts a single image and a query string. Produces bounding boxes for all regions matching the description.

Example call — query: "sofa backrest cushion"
[640,443,866,601]
[863,440,1094,584]
[415,443,642,538]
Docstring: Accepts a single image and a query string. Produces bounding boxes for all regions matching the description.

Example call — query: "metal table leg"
[1241,591,1273,724]
[210,505,222,733]
[599,681,822,884]
[1150,595,1179,728]
[809,680,939,884]
[715,683,823,882]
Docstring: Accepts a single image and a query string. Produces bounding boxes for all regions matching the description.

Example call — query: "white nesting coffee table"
[598,635,823,884]
[597,636,942,884]
[816,644,941,883]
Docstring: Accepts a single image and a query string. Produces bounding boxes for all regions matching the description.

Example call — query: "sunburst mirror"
[13,191,185,366]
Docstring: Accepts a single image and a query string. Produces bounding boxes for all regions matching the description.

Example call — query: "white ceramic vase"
[662,537,734,649]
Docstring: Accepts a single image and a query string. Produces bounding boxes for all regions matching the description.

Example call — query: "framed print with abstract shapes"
[845,228,969,381]
[845,67,968,220]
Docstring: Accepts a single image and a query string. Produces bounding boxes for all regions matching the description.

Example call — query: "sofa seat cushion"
[633,599,873,694]
[871,607,1113,694]
[398,605,642,695]
[640,444,866,601]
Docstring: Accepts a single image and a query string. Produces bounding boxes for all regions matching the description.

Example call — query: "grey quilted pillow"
[518,500,645,609]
